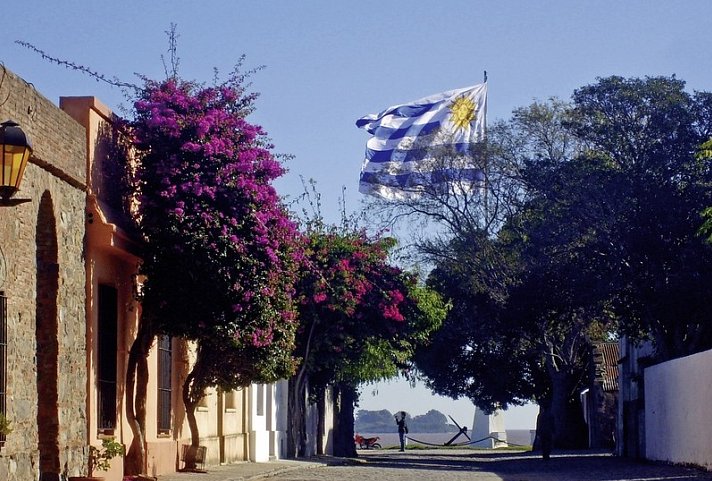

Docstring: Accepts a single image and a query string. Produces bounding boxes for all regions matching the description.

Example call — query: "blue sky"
[4,1,711,429]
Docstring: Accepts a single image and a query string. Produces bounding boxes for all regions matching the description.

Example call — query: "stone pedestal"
[471,407,507,448]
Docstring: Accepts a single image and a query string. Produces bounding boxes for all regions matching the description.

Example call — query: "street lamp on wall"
[0,120,33,206]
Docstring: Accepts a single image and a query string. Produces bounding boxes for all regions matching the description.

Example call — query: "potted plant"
[69,437,125,481]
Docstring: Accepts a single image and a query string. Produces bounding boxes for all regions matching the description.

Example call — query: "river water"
[355,430,534,449]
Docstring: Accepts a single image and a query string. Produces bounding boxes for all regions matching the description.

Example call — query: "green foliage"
[699,139,712,242]
[0,413,12,436]
[413,100,597,412]
[412,79,712,446]
[348,282,447,385]
[702,206,712,241]
[696,138,712,161]
[567,76,712,360]
[416,228,546,411]
[89,438,125,476]
[417,76,712,415]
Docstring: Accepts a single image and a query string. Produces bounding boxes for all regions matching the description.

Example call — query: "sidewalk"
[156,457,331,481]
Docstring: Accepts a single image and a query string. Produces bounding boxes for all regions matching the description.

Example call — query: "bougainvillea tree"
[289,224,445,457]
[124,68,303,473]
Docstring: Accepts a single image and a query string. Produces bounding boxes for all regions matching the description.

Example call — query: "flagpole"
[482,70,489,233]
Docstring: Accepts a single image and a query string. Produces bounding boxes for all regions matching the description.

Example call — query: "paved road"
[265,449,712,481]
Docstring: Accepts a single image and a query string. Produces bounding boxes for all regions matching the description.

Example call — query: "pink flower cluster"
[289,228,419,391]
[296,231,408,342]
[129,75,303,358]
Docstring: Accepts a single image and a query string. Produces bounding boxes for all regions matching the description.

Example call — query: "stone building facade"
[0,65,334,480]
[0,66,88,480]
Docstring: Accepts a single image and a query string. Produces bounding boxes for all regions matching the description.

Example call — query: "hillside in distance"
[355,408,458,433]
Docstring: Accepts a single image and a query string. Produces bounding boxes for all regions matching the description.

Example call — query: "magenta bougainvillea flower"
[293,228,415,390]
[128,73,304,381]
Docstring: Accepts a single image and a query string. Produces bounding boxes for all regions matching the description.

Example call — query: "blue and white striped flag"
[356,83,487,200]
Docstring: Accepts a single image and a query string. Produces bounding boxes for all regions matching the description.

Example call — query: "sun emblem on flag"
[450,95,476,131]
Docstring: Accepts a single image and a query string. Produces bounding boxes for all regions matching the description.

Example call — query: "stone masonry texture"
[0,66,88,480]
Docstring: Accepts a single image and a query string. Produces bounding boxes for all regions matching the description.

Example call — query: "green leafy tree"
[414,100,600,447]
[567,76,712,361]
[416,229,539,409]
[696,138,712,161]
[698,138,712,240]
[412,78,712,447]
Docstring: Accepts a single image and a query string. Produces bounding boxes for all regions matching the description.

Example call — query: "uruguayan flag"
[356,83,487,200]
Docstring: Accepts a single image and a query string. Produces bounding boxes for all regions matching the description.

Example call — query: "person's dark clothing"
[396,413,408,451]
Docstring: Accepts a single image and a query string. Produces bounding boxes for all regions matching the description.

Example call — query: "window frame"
[157,335,172,435]
[97,284,118,434]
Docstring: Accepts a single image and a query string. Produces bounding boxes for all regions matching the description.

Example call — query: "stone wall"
[0,66,88,480]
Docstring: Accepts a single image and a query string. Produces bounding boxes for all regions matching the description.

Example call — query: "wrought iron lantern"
[0,120,33,205]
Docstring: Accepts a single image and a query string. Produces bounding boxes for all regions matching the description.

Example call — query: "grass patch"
[380,444,532,451]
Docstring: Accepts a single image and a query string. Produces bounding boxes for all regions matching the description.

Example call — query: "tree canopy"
[131,73,303,373]
[293,225,446,393]
[405,76,712,447]
[566,76,712,360]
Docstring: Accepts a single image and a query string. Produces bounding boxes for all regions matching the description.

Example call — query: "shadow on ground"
[353,449,712,481]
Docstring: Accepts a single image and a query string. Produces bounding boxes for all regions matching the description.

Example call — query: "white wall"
[249,383,270,462]
[301,385,336,457]
[269,380,290,459]
[645,348,712,470]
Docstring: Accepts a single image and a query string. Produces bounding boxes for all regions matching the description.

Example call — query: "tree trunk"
[288,318,318,458]
[124,321,155,476]
[287,375,308,458]
[549,369,587,449]
[181,368,202,471]
[332,382,357,458]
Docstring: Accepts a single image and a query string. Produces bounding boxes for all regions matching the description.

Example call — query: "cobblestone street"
[263,450,712,481]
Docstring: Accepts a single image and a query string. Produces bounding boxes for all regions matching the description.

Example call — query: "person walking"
[395,411,409,451]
